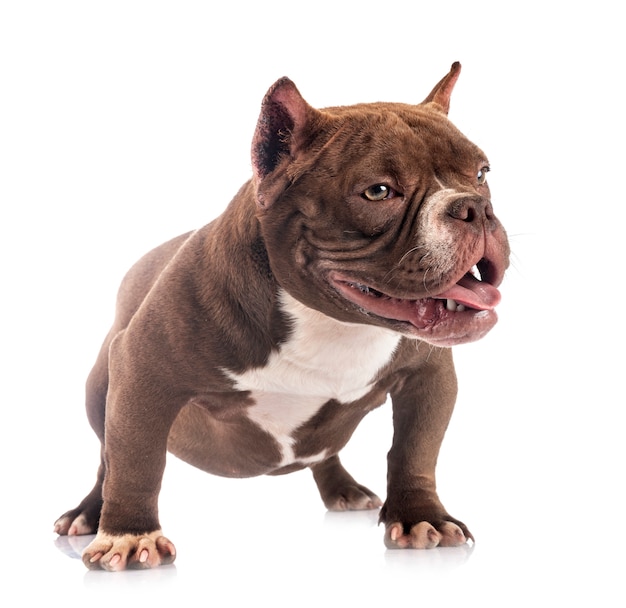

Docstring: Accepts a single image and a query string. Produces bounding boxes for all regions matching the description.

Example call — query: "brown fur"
[54,62,510,569]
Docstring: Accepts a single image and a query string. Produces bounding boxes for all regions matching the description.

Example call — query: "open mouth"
[330,258,503,335]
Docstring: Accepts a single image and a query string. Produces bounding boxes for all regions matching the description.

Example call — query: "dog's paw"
[54,493,103,536]
[54,512,96,536]
[384,520,471,549]
[82,530,176,571]
[312,456,383,512]
[325,484,383,511]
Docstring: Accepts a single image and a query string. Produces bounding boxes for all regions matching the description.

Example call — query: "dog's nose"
[447,196,496,229]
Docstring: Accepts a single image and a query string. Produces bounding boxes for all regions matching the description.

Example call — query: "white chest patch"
[222,290,401,466]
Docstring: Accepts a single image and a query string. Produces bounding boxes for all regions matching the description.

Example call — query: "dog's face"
[252,66,510,346]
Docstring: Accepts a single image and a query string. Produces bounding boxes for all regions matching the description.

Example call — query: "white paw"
[82,530,176,571]
[384,520,469,549]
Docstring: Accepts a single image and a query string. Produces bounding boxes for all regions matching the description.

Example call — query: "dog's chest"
[223,291,400,465]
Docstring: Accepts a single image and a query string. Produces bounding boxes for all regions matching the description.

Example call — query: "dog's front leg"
[81,338,179,571]
[81,405,178,570]
[380,347,473,549]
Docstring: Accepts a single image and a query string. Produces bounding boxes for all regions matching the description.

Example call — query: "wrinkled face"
[257,102,510,347]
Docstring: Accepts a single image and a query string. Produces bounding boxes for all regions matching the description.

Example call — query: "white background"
[1,1,624,605]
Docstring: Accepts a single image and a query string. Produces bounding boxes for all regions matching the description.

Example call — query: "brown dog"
[54,62,509,570]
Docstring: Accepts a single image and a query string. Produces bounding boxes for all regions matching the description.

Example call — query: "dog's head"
[251,63,510,347]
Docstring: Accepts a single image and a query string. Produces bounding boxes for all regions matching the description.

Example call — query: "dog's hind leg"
[311,455,382,511]
[54,341,110,536]
[53,461,104,535]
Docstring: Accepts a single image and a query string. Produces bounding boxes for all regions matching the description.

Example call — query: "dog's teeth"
[350,283,374,296]
[446,299,465,312]
[471,265,482,281]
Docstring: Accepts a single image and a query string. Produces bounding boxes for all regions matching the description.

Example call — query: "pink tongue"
[437,274,501,310]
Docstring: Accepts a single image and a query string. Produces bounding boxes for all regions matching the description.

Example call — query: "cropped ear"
[421,61,462,115]
[251,77,319,207]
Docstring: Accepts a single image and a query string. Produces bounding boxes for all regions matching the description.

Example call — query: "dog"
[54,62,510,570]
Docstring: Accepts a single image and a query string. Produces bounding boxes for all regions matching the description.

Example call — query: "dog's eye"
[362,184,395,201]
[477,166,490,185]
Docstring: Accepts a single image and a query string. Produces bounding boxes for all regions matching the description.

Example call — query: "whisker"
[383,245,428,286]
[397,246,424,266]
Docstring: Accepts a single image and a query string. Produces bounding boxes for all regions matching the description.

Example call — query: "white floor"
[2,2,625,606]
